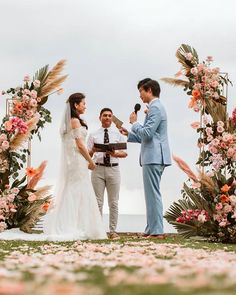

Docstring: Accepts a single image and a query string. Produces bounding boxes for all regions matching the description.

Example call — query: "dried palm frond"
[46,59,66,83]
[161,77,189,88]
[176,44,199,74]
[198,171,216,194]
[34,185,52,199]
[10,116,39,150]
[39,75,68,99]
[205,98,227,123]
[27,161,47,189]
[173,155,198,182]
[19,197,51,233]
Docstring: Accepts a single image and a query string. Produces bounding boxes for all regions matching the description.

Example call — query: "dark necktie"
[104,128,110,165]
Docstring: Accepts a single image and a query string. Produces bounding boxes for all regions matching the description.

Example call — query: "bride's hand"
[88,161,96,170]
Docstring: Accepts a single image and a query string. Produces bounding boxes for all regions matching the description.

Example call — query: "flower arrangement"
[0,60,67,233]
[163,44,236,242]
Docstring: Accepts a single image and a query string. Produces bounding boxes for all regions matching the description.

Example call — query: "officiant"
[88,108,127,239]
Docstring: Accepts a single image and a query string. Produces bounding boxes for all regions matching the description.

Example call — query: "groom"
[120,78,171,238]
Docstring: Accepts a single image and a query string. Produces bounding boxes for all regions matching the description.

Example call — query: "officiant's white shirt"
[87,127,126,164]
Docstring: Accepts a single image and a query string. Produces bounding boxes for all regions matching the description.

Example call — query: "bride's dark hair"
[67,93,88,129]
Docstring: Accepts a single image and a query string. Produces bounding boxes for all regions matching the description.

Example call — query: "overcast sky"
[0,0,235,230]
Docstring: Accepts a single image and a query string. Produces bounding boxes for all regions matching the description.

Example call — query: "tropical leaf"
[33,64,49,97]
[160,77,189,88]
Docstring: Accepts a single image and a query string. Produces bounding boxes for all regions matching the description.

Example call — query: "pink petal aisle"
[1,238,236,294]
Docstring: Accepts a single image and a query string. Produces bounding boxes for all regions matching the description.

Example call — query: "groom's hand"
[119,127,128,136]
[129,112,137,124]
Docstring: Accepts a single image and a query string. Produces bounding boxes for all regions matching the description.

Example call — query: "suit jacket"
[128,99,171,166]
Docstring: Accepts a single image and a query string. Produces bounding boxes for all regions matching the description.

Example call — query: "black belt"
[96,163,119,167]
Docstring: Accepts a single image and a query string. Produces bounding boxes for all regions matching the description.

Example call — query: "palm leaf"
[33,64,49,96]
[38,75,68,101]
[176,44,199,74]
[46,59,66,83]
[205,98,227,122]
[160,77,189,88]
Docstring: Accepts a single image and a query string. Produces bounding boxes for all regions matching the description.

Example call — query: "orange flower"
[26,167,38,177]
[42,203,50,211]
[188,96,198,108]
[192,90,201,98]
[220,194,230,203]
[14,102,23,112]
[221,184,231,193]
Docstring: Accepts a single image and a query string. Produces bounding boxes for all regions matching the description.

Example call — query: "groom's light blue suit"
[128,98,171,234]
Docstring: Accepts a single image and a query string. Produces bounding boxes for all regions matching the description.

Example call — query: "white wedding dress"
[0,126,107,241]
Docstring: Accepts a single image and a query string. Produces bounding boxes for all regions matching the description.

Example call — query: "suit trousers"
[91,165,120,232]
[142,164,165,235]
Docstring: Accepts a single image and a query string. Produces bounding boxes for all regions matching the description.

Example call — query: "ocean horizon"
[103,214,176,233]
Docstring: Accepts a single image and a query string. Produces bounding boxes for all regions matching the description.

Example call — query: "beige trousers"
[91,166,120,232]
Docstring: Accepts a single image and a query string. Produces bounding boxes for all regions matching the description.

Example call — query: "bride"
[0,93,107,241]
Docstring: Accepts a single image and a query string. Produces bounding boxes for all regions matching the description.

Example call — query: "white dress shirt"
[87,127,126,164]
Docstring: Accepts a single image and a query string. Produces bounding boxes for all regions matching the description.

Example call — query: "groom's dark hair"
[100,108,113,117]
[137,78,161,97]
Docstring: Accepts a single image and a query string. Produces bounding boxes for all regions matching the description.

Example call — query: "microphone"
[134,103,141,114]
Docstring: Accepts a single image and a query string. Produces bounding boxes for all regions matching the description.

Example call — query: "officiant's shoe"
[147,234,166,240]
[109,232,120,240]
[141,233,150,238]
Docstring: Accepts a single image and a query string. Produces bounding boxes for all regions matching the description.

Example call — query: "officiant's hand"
[129,112,137,124]
[119,127,128,136]
[88,161,96,170]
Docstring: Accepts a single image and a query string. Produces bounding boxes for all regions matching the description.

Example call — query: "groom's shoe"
[109,232,120,240]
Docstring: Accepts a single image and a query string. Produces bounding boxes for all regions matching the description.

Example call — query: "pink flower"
[217,126,224,133]
[23,75,30,82]
[219,220,227,227]
[28,194,37,202]
[191,122,200,129]
[4,121,13,132]
[30,90,37,99]
[207,135,214,142]
[30,99,37,107]
[206,171,214,177]
[217,121,224,127]
[191,68,198,75]
[197,214,207,223]
[206,56,213,62]
[206,127,213,135]
[211,81,219,89]
[185,52,193,60]
[224,204,232,214]
[33,80,41,87]
[0,133,7,141]
[227,148,235,158]
[229,195,236,204]
[202,116,209,125]
[0,221,7,232]
[215,203,223,211]
[1,140,9,150]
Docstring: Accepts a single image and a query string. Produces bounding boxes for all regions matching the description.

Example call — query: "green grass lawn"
[1,235,236,295]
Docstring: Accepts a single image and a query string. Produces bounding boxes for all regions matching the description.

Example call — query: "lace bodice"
[71,126,87,141]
